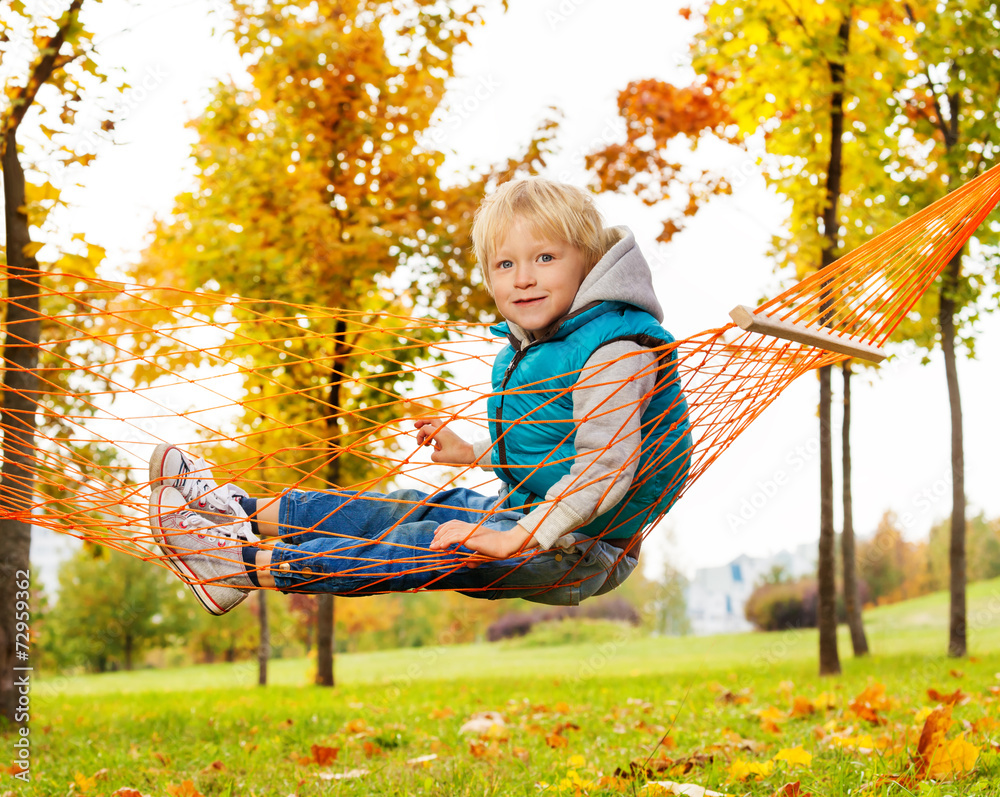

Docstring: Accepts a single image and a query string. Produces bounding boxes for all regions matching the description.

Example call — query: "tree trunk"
[316,594,334,686]
[0,128,43,721]
[816,17,850,677]
[258,590,270,685]
[941,249,966,657]
[818,365,841,675]
[841,361,869,655]
[315,317,349,687]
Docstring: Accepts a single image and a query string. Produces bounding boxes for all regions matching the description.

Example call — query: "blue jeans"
[268,487,637,606]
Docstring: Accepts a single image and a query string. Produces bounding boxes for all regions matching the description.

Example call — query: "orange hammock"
[3,164,1000,601]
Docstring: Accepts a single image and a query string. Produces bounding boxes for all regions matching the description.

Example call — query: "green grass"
[7,578,1000,796]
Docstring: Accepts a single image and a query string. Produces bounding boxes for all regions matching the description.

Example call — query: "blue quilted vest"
[488,301,692,539]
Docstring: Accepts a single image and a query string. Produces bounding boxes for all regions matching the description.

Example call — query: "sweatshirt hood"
[497,226,663,346]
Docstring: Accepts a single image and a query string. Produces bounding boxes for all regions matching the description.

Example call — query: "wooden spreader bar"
[729,305,887,364]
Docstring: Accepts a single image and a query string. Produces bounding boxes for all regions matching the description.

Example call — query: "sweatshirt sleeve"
[470,437,495,471]
[517,341,659,550]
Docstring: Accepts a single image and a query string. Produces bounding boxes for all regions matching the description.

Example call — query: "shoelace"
[174,509,247,548]
[180,456,243,516]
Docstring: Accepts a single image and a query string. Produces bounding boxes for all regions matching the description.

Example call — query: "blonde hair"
[472,178,613,295]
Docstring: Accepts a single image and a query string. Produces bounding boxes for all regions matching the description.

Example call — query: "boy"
[148,178,692,615]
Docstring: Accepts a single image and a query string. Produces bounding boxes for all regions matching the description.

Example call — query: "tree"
[875,1,1000,657]
[586,0,911,673]
[45,547,191,672]
[0,0,126,721]
[856,511,928,605]
[928,513,1000,591]
[135,0,553,685]
[840,361,869,655]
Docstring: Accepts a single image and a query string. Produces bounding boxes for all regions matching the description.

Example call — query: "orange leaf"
[927,733,979,779]
[848,682,892,725]
[111,789,146,797]
[314,745,340,765]
[362,741,383,758]
[773,783,812,797]
[790,696,815,718]
[165,782,204,797]
[546,732,569,748]
[914,706,952,778]
[927,688,968,705]
[152,751,171,765]
[468,740,499,759]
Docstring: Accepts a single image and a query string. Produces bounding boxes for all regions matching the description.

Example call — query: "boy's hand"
[430,521,536,565]
[429,520,488,550]
[413,418,475,465]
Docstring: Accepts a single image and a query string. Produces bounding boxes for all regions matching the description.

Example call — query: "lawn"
[5,578,1000,796]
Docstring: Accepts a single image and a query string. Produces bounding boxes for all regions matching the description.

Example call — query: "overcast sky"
[28,0,1000,591]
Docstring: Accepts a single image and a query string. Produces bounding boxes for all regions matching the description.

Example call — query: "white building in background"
[685,543,817,635]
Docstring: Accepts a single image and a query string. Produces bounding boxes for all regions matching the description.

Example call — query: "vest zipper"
[494,348,528,485]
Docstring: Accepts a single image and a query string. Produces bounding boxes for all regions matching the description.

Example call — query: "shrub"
[745,578,854,631]
[486,597,640,642]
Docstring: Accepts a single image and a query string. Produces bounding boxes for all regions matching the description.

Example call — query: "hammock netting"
[3,164,1000,601]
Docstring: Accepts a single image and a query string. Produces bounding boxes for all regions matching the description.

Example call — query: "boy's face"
[490,217,589,335]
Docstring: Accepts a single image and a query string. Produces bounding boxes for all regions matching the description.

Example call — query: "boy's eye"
[496,260,513,270]
[539,254,554,263]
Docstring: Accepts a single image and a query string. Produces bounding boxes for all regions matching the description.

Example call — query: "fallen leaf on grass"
[111,790,146,797]
[165,781,204,797]
[429,707,453,720]
[874,704,980,789]
[755,705,786,734]
[773,747,812,768]
[200,761,225,774]
[152,751,171,766]
[772,782,812,797]
[316,768,369,781]
[914,706,952,777]
[645,780,730,796]
[714,688,752,706]
[406,754,438,767]
[297,744,339,766]
[789,696,815,718]
[828,733,879,754]
[848,681,893,725]
[343,718,371,734]
[546,732,569,749]
[362,741,383,758]
[468,739,501,759]
[459,711,506,735]
[928,688,969,705]
[727,758,775,782]
[925,733,979,778]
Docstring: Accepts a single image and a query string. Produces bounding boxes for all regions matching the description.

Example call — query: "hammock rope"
[2,163,1000,599]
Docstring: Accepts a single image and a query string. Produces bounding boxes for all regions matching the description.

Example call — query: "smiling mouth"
[514,297,545,305]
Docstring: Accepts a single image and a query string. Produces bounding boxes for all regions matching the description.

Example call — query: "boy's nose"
[513,265,536,287]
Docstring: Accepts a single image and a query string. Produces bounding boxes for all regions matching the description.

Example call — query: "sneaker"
[149,443,252,533]
[149,485,254,615]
